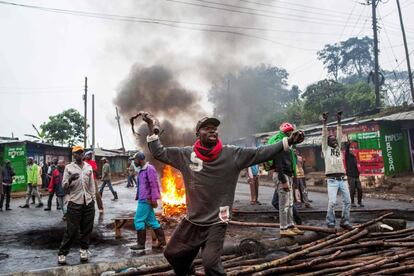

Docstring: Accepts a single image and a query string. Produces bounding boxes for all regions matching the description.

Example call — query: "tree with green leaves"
[301,79,376,123]
[40,109,84,146]
[317,36,374,80]
[317,43,342,81]
[24,124,50,143]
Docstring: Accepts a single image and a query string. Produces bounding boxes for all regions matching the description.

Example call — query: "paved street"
[0,180,413,274]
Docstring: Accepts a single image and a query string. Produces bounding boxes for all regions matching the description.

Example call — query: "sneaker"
[6,208,12,211]
[36,203,44,208]
[327,224,336,229]
[280,229,298,238]
[290,227,305,235]
[80,249,89,262]
[44,208,51,211]
[19,205,29,208]
[359,204,365,207]
[58,255,67,265]
[340,224,353,230]
[351,203,357,207]
[30,202,35,205]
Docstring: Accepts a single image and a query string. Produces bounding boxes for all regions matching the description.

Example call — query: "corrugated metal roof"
[374,110,414,121]
[94,148,130,157]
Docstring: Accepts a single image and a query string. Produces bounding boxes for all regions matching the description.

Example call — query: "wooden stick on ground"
[229,220,336,234]
[337,250,414,276]
[227,228,361,275]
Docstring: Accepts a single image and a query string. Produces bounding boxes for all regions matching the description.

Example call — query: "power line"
[240,0,371,19]
[0,0,327,50]
[337,0,359,41]
[165,0,370,28]
[194,0,371,23]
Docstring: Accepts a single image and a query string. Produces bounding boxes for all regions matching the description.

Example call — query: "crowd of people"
[0,112,367,274]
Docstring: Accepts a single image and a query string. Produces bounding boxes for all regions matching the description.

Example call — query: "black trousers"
[164,219,227,276]
[348,176,363,204]
[0,185,12,209]
[47,193,60,209]
[58,201,95,256]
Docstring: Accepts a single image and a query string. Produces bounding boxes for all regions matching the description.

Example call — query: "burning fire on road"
[161,165,186,216]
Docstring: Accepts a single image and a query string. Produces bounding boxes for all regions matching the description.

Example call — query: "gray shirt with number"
[147,134,289,225]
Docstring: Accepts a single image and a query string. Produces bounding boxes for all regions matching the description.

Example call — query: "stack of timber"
[115,212,414,275]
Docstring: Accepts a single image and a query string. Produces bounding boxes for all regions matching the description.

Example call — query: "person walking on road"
[58,146,95,265]
[130,152,166,251]
[247,164,261,205]
[1,160,15,211]
[345,142,364,208]
[99,158,118,200]
[84,151,104,213]
[45,160,67,217]
[321,112,352,230]
[20,157,43,208]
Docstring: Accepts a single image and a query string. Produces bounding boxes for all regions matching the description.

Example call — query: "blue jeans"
[326,178,351,226]
[99,180,115,194]
[134,201,160,230]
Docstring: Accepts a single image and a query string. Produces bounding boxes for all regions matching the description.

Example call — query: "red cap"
[280,122,294,133]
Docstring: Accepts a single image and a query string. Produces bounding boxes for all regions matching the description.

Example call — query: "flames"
[161,165,186,216]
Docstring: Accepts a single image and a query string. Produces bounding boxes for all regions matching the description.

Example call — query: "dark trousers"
[272,189,302,225]
[0,185,12,209]
[47,193,60,209]
[58,201,95,256]
[164,219,227,276]
[348,176,363,204]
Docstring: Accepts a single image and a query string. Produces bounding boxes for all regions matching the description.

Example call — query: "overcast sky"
[0,0,413,150]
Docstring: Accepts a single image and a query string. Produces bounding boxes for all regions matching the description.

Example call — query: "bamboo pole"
[369,227,414,237]
[228,228,360,275]
[300,256,385,276]
[371,260,414,275]
[250,250,342,276]
[332,229,369,246]
[337,250,414,276]
[229,220,336,234]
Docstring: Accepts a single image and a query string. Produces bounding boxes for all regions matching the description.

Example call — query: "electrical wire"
[165,0,370,28]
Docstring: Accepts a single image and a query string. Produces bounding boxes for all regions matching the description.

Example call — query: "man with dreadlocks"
[141,113,305,276]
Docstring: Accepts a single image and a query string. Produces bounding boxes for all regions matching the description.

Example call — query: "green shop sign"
[3,144,27,192]
[380,124,410,176]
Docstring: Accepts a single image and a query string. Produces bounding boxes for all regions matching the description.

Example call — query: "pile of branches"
[226,212,414,276]
[116,212,414,275]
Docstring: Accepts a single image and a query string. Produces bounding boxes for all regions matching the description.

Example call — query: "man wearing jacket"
[322,112,352,230]
[345,142,364,207]
[1,160,15,211]
[20,157,43,208]
[141,113,304,276]
[58,146,95,265]
[130,151,166,251]
[46,160,67,217]
[268,122,304,238]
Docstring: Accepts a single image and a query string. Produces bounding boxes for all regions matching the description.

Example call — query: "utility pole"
[115,107,125,153]
[83,77,88,149]
[396,0,414,103]
[371,0,381,109]
[92,94,95,150]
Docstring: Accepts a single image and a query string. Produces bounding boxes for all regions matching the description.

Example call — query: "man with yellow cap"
[57,146,96,265]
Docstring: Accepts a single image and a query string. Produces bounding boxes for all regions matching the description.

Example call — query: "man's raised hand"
[288,130,305,146]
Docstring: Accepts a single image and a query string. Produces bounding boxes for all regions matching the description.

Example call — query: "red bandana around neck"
[194,139,223,162]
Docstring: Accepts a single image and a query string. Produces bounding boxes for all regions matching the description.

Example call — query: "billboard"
[3,144,27,192]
